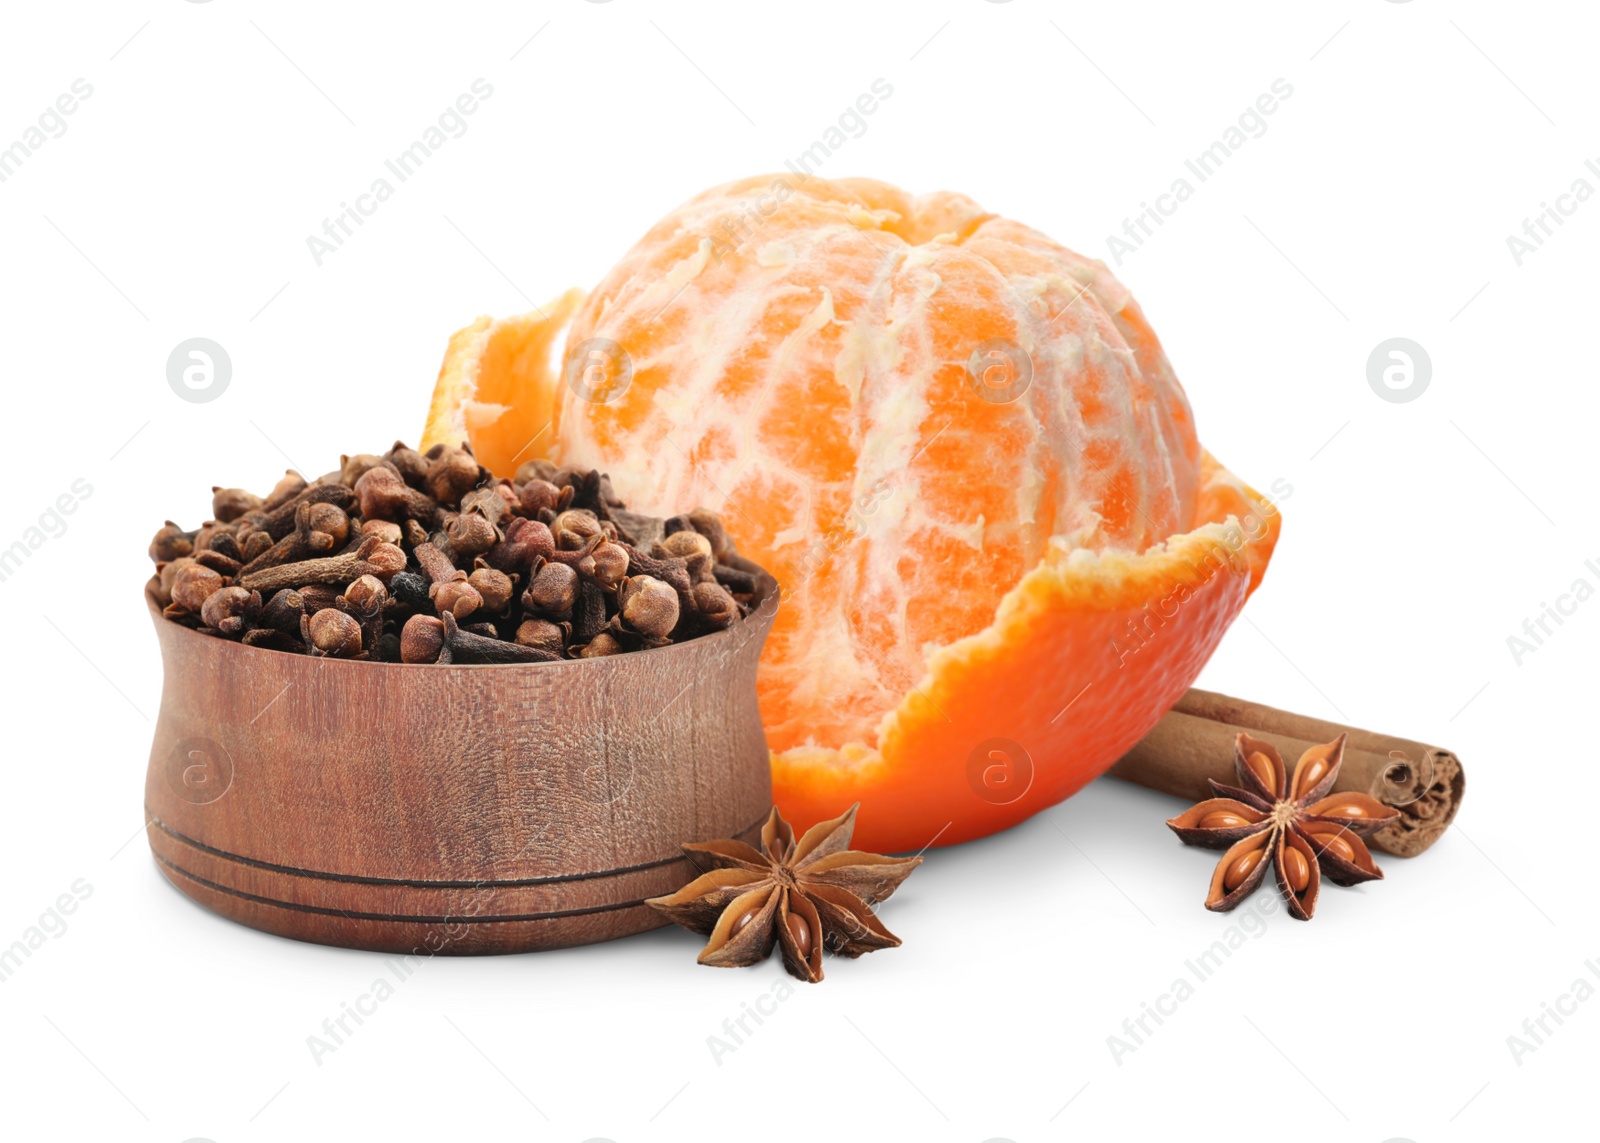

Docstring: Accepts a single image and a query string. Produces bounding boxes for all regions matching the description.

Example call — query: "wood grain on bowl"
[143,579,777,954]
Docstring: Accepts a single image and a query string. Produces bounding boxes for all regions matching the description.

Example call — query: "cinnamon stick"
[1108,688,1465,857]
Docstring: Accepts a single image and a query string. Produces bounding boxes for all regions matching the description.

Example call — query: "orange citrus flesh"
[424,288,584,481]
[423,175,1280,853]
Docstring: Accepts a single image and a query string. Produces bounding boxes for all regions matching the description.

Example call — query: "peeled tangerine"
[421,175,1281,853]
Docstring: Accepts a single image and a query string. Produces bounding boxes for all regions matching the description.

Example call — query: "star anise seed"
[1165,733,1401,920]
[646,804,920,982]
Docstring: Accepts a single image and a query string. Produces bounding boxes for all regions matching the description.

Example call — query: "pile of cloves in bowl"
[146,442,769,664]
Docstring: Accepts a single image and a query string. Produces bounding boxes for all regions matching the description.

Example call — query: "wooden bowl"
[143,582,777,954]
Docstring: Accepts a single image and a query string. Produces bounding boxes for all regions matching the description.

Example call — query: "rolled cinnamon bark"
[1108,689,1465,857]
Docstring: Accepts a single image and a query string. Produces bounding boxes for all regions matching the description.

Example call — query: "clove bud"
[148,522,195,564]
[514,618,566,656]
[432,579,484,619]
[360,519,403,546]
[691,581,740,630]
[200,586,259,637]
[303,608,364,658]
[468,566,515,614]
[385,442,430,488]
[211,487,263,523]
[444,510,498,558]
[400,614,445,664]
[654,530,716,584]
[577,632,625,658]
[356,463,438,524]
[262,470,308,511]
[523,560,580,617]
[171,563,225,614]
[338,453,387,488]
[619,575,679,640]
[424,445,482,505]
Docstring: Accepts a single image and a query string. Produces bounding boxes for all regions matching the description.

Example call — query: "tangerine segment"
[422,287,585,477]
[774,452,1280,854]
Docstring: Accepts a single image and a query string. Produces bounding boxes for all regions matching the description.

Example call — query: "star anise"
[645,804,921,982]
[1166,732,1401,920]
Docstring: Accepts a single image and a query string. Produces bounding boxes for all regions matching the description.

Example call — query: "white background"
[0,2,1593,1140]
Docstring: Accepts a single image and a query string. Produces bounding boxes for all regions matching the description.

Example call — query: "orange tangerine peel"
[422,175,1280,853]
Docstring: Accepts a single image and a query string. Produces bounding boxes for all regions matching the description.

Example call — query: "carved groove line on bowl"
[146,809,764,888]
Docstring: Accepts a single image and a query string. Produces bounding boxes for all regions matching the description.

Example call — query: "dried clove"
[691,581,740,631]
[572,579,608,645]
[338,575,389,655]
[356,464,438,524]
[483,516,554,576]
[589,540,631,591]
[260,588,307,635]
[523,559,580,618]
[239,530,274,564]
[262,470,308,511]
[211,487,263,523]
[254,483,358,542]
[712,563,760,596]
[687,507,737,561]
[517,477,565,517]
[242,627,303,653]
[238,535,406,593]
[553,509,605,551]
[654,530,716,584]
[193,549,243,578]
[468,566,515,614]
[171,564,225,614]
[619,575,679,640]
[151,446,767,667]
[303,608,364,658]
[576,632,625,658]
[432,579,484,619]
[402,612,560,665]
[388,570,432,615]
[424,445,482,505]
[514,618,566,656]
[200,587,260,637]
[297,584,341,614]
[360,518,404,546]
[241,501,351,575]
[338,453,387,488]
[400,614,445,664]
[149,522,195,563]
[385,442,430,489]
[444,510,498,558]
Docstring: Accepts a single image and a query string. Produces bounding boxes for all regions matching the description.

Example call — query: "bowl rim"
[144,574,780,672]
